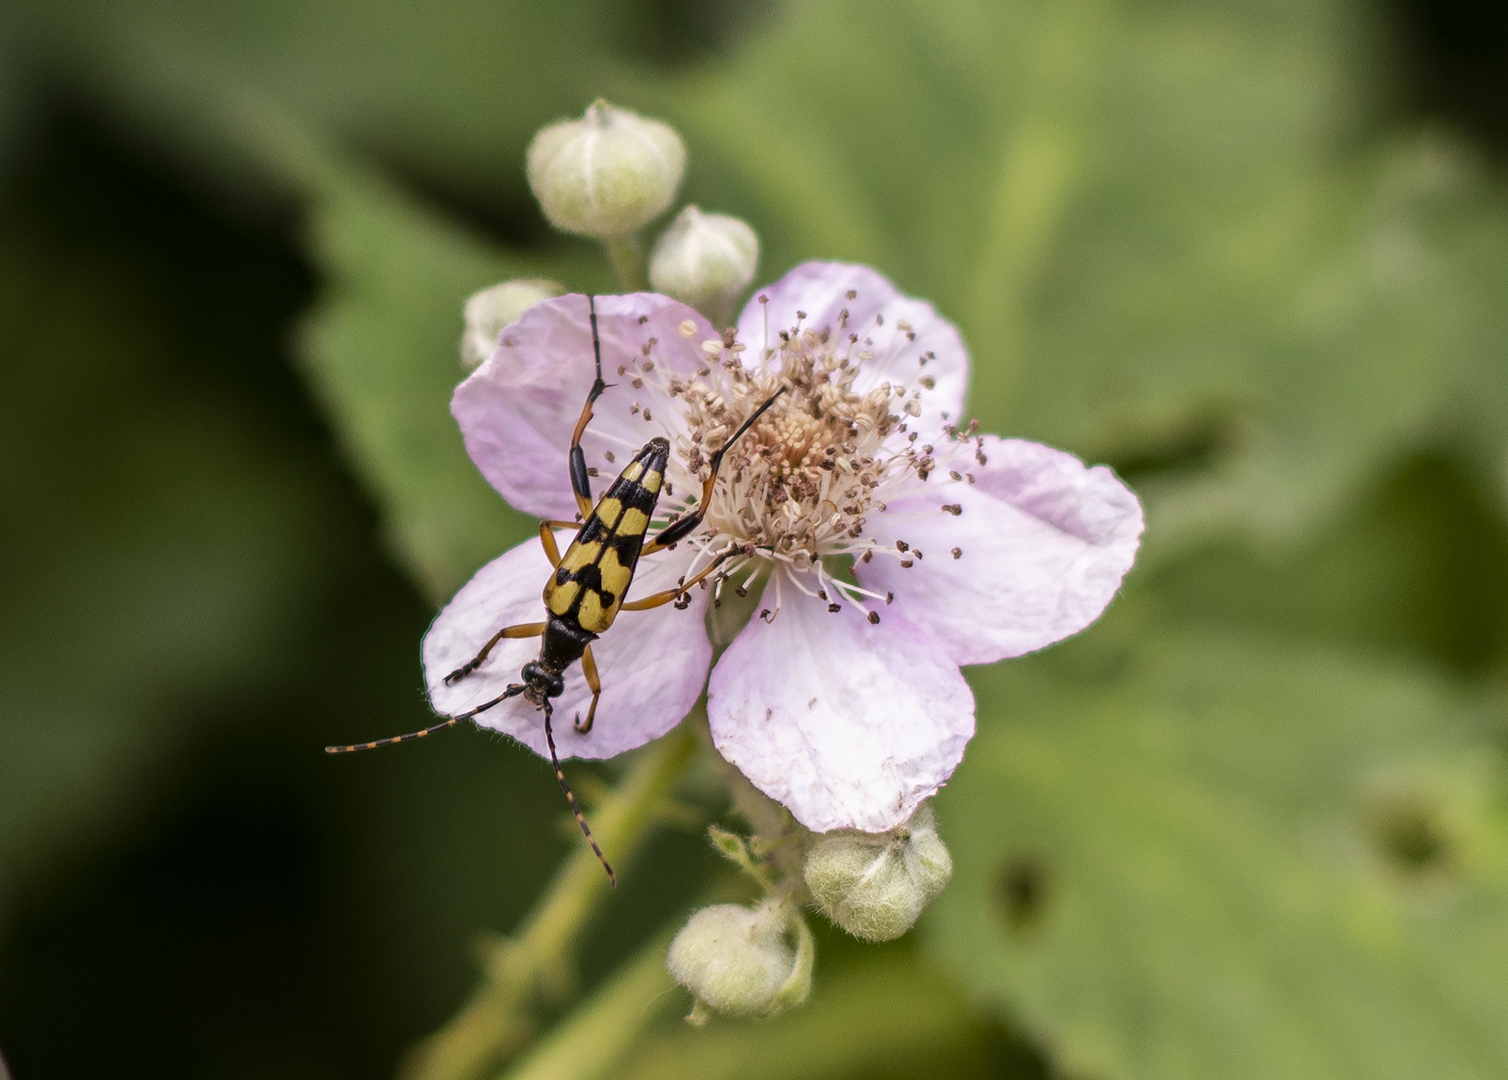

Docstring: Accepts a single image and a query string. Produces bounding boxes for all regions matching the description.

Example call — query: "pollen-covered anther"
[661,329,932,573]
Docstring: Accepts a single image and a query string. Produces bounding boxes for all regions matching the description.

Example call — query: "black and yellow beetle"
[328,297,784,883]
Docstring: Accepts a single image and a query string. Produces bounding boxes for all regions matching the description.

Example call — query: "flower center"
[604,300,964,623]
[677,318,930,564]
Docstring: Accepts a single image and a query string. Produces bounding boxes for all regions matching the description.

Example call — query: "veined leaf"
[930,634,1508,1080]
[641,0,1508,556]
[270,131,589,600]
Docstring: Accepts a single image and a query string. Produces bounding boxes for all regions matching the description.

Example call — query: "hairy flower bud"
[649,205,759,325]
[667,901,813,1021]
[460,278,565,369]
[527,100,685,240]
[803,804,953,942]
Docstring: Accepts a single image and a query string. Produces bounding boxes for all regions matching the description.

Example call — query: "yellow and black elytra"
[328,296,786,886]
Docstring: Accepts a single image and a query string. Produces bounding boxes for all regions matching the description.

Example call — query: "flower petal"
[707,585,974,833]
[736,262,969,422]
[423,534,712,760]
[857,436,1143,666]
[454,292,719,519]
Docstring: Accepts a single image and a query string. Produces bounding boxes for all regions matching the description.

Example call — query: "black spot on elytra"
[577,517,607,544]
[612,533,645,563]
[573,564,603,592]
[603,479,657,516]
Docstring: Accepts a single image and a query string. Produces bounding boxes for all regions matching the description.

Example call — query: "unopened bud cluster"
[523,99,759,322]
[803,804,953,942]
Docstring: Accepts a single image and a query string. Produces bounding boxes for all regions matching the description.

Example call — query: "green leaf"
[28,0,1508,563]
[1142,450,1508,675]
[0,181,340,882]
[264,128,594,599]
[640,0,1508,554]
[7,0,614,200]
[929,634,1508,1080]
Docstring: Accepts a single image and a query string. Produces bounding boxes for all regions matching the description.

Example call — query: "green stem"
[496,931,677,1080]
[400,723,699,1080]
[605,235,647,292]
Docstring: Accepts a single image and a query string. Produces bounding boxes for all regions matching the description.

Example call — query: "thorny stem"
[400,723,699,1080]
[605,235,647,292]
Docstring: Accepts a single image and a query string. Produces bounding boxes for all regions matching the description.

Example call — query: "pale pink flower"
[424,263,1143,833]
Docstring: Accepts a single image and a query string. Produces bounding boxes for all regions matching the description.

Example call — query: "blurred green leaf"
[267,128,597,599]
[5,0,619,204]
[642,0,1508,554]
[1143,450,1508,675]
[930,634,1508,1080]
[21,0,1508,566]
[0,168,336,886]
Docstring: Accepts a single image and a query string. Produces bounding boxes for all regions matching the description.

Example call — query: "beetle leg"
[443,621,547,684]
[620,549,733,611]
[568,296,610,520]
[575,645,602,734]
[539,520,586,566]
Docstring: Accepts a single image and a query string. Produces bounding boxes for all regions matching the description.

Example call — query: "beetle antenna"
[324,718,460,754]
[544,701,616,887]
[325,685,526,753]
[707,385,788,474]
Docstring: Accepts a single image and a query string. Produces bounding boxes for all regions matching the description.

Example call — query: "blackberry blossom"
[423,262,1143,833]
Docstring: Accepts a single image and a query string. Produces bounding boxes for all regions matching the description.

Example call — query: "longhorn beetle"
[328,297,787,885]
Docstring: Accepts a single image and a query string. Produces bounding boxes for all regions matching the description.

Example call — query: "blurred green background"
[1,0,1507,1078]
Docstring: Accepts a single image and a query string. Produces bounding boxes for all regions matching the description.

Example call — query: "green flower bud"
[649,205,759,326]
[667,901,813,1021]
[527,100,685,240]
[460,278,565,369]
[803,804,953,942]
